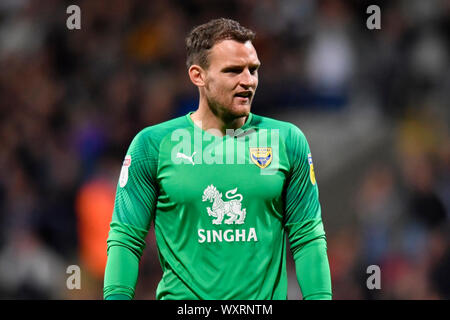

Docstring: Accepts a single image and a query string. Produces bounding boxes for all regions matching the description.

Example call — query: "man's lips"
[234,91,253,99]
[234,90,253,98]
[234,96,251,102]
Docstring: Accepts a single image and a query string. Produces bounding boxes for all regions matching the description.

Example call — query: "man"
[104,18,332,300]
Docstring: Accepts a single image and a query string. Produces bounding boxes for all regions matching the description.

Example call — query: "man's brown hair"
[185,18,256,70]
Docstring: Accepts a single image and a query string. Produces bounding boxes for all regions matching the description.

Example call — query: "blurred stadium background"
[0,0,448,299]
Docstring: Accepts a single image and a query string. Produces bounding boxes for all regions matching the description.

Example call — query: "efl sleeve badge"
[119,155,132,187]
[308,153,316,185]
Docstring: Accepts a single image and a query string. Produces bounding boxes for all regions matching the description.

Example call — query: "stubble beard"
[206,93,251,123]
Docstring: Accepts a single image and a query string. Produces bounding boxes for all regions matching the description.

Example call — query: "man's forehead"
[209,40,260,66]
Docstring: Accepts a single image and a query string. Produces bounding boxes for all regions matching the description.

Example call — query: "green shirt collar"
[185,111,256,135]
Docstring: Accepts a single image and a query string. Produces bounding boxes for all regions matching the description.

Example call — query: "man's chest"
[156,135,288,205]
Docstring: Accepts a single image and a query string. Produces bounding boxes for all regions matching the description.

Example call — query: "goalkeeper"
[104,18,332,300]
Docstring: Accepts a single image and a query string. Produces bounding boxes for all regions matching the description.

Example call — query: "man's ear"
[188,65,206,87]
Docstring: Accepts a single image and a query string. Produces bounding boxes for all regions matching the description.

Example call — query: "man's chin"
[229,103,251,118]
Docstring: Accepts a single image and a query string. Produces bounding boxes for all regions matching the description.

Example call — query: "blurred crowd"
[0,0,448,299]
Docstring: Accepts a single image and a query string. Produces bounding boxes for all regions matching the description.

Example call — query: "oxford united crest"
[250,147,273,169]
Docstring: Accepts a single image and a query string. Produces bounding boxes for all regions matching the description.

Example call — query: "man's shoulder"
[251,113,306,140]
[140,115,190,135]
[126,115,190,156]
[135,114,190,142]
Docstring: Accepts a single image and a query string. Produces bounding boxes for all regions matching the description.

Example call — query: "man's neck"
[190,105,248,137]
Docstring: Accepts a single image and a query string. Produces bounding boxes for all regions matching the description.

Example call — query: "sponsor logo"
[198,228,257,243]
[202,185,246,224]
[199,184,257,243]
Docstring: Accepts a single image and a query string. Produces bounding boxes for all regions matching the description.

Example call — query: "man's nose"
[239,69,257,88]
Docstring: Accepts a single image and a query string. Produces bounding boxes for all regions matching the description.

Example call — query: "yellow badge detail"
[250,147,273,169]
[308,153,316,185]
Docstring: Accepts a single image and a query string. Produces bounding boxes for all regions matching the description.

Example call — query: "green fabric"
[293,237,332,300]
[105,294,131,300]
[103,245,139,299]
[106,221,148,258]
[287,219,332,300]
[103,112,332,299]
[103,222,148,299]
[285,219,326,256]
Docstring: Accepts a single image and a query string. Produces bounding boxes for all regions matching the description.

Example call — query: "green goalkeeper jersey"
[104,112,331,300]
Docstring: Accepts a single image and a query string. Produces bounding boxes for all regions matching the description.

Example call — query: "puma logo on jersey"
[176,151,196,165]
